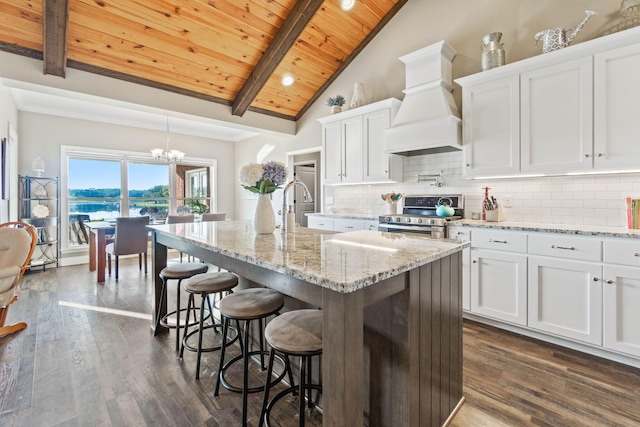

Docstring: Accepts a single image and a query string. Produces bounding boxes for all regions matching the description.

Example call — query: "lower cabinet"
[307,216,334,230]
[451,228,471,311]
[528,256,602,345]
[307,216,379,232]
[603,265,640,358]
[471,248,527,325]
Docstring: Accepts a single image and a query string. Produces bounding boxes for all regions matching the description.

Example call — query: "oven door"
[378,223,446,239]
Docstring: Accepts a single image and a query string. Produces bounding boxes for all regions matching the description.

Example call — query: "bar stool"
[259,309,323,427]
[157,262,209,351]
[179,272,239,379]
[214,288,292,427]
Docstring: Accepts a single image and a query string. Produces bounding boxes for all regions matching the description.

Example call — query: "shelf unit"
[19,175,59,270]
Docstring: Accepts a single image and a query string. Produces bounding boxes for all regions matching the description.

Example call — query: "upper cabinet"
[319,98,402,185]
[457,26,640,178]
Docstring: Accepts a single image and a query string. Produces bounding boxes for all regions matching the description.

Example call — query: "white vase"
[350,83,367,109]
[254,193,276,234]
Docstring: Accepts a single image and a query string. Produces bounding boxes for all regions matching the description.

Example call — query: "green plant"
[184,190,209,215]
[326,94,346,107]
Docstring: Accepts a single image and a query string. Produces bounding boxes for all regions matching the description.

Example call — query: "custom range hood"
[385,40,462,156]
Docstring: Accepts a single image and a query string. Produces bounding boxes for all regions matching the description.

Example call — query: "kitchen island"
[148,220,469,427]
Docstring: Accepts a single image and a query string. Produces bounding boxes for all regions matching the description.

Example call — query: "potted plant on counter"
[326,94,346,114]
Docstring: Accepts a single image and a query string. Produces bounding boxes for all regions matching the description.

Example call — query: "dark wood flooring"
[1,256,639,426]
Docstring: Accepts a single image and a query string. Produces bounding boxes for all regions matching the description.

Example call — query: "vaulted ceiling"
[1,0,407,121]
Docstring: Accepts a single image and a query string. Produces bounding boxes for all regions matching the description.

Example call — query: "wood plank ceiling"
[1,0,407,120]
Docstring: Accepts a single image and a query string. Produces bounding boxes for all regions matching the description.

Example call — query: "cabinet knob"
[472,260,478,263]
[634,253,639,257]
[466,163,471,167]
[584,154,591,158]
[593,277,600,282]
[605,280,614,284]
[597,153,603,157]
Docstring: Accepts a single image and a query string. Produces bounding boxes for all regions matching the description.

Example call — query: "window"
[61,146,216,252]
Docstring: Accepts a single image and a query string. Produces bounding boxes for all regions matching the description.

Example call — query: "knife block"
[485,206,505,222]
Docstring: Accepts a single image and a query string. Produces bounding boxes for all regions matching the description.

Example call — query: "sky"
[69,159,169,190]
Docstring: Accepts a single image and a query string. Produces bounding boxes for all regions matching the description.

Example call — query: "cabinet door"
[471,248,527,325]
[341,116,363,183]
[528,256,602,345]
[323,121,342,184]
[451,228,471,311]
[594,43,640,170]
[603,265,640,358]
[363,109,401,182]
[462,76,520,177]
[363,220,379,231]
[333,218,365,232]
[521,57,593,173]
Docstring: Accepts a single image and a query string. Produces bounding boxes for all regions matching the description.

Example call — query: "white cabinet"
[461,76,520,178]
[363,220,379,231]
[470,229,528,325]
[594,43,640,170]
[451,228,471,311]
[333,218,365,232]
[322,116,363,184]
[307,216,334,231]
[602,240,640,357]
[520,57,593,173]
[319,98,402,185]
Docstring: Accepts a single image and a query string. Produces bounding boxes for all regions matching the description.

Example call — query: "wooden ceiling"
[1,0,407,121]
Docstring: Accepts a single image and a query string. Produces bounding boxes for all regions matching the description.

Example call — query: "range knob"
[406,218,411,223]
[418,218,423,224]
[427,218,435,225]
[395,217,401,222]
[385,216,391,221]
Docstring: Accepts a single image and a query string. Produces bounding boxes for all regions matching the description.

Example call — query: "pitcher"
[535,10,597,53]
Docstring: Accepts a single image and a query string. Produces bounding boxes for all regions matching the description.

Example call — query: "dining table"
[148,220,469,427]
[84,221,116,283]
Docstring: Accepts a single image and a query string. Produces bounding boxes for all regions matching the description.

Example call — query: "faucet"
[281,179,313,233]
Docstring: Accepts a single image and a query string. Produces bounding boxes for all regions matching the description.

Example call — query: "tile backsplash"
[324,151,640,227]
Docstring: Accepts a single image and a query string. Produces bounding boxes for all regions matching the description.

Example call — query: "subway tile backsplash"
[324,151,640,227]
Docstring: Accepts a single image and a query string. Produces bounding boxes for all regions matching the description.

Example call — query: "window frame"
[60,145,217,254]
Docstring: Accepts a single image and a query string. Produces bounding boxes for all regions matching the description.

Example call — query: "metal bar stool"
[214,288,293,427]
[179,272,239,379]
[156,262,209,351]
[259,309,323,427]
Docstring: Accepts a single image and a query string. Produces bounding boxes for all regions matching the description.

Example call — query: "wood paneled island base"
[149,221,467,427]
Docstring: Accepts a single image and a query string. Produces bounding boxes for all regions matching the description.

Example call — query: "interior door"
[293,165,316,227]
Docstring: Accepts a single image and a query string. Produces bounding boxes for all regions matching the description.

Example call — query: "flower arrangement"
[326,94,346,107]
[239,161,288,194]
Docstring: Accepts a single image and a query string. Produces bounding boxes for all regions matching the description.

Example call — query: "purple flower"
[261,161,287,186]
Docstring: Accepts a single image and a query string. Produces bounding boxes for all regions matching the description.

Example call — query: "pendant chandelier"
[151,117,185,162]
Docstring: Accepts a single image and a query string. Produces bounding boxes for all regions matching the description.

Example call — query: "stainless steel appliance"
[378,195,463,238]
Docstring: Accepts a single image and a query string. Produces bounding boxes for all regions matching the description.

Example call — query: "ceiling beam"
[231,0,324,117]
[43,0,70,77]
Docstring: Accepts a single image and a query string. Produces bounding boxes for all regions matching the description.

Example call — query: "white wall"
[18,111,237,218]
[0,81,19,222]
[235,0,628,222]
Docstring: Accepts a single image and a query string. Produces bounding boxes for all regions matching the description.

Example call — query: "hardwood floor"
[1,257,639,426]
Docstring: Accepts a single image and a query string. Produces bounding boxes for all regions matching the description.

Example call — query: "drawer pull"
[489,239,507,244]
[551,245,575,250]
[346,226,353,229]
[635,253,640,257]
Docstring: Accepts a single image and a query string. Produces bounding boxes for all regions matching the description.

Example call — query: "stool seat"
[160,262,208,279]
[184,272,238,293]
[220,288,284,319]
[265,310,322,355]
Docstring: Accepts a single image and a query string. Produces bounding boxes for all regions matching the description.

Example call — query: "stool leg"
[258,347,277,427]
[214,316,229,396]
[307,356,313,409]
[175,279,182,351]
[259,317,265,369]
[241,319,251,427]
[195,293,207,380]
[179,293,194,359]
[299,356,306,427]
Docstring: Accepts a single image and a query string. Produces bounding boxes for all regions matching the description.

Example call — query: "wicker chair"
[0,222,37,338]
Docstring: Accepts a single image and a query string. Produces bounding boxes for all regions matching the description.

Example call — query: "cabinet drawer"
[363,220,380,231]
[604,239,640,267]
[307,217,334,231]
[333,218,365,232]
[471,229,527,253]
[529,234,601,262]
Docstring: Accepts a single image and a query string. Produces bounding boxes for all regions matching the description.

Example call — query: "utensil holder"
[386,202,398,215]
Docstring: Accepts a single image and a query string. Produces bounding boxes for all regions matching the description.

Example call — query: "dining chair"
[201,213,226,222]
[106,216,150,280]
[0,222,37,338]
[166,215,195,262]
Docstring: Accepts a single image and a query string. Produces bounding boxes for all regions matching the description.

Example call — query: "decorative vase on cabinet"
[254,193,276,234]
[350,83,367,109]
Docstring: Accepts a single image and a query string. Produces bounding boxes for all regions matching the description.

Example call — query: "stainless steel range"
[378,195,463,238]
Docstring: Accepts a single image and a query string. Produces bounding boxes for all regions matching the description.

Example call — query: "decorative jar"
[254,193,276,234]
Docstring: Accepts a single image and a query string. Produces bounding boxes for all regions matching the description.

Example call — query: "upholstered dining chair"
[166,215,195,262]
[201,213,226,222]
[106,216,150,280]
[0,222,37,338]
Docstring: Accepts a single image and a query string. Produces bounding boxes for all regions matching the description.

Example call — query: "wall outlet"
[326,196,334,204]
[503,194,512,208]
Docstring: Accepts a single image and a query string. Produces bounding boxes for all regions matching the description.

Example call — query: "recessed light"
[281,74,295,86]
[341,0,355,11]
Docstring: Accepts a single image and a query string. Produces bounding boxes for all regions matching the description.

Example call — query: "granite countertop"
[149,220,468,293]
[448,219,640,239]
